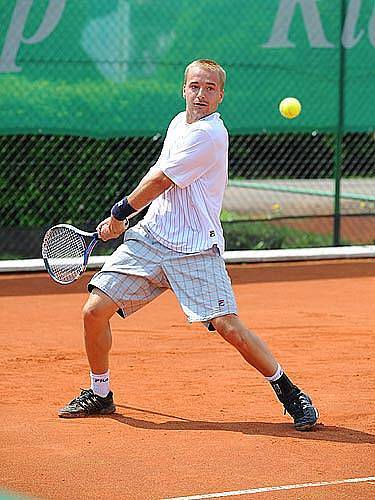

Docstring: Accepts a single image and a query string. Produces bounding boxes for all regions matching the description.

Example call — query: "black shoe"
[283,391,319,431]
[58,389,115,418]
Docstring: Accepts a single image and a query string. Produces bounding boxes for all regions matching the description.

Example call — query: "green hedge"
[222,219,337,250]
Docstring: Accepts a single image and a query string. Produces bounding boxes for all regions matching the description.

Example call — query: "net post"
[333,0,347,246]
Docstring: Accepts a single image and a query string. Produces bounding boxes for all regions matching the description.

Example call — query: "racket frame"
[42,224,99,285]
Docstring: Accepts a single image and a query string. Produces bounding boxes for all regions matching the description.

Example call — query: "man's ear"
[182,84,186,98]
[219,89,224,103]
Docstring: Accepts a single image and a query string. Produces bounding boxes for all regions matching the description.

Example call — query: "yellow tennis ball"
[279,97,302,119]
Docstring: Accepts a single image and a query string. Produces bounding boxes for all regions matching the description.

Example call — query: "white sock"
[265,363,284,382]
[90,370,110,397]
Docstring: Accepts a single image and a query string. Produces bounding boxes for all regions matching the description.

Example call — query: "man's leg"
[83,287,119,375]
[58,288,119,418]
[211,314,278,376]
[211,314,319,431]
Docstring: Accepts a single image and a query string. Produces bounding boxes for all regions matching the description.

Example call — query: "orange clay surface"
[0,260,374,500]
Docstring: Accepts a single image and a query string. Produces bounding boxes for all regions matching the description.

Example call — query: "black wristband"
[111,196,137,221]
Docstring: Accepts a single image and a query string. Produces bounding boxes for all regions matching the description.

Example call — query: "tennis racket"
[41,224,99,285]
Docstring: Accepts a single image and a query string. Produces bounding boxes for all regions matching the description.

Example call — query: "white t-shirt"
[142,111,228,254]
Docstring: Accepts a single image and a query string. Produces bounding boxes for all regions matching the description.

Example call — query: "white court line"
[164,476,375,500]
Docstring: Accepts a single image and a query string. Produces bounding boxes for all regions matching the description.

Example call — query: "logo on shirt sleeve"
[209,230,216,237]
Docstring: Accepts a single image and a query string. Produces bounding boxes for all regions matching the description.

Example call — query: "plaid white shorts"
[88,224,237,326]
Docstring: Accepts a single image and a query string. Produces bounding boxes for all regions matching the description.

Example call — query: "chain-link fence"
[0,1,374,259]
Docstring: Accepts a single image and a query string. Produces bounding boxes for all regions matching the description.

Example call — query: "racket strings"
[42,227,86,283]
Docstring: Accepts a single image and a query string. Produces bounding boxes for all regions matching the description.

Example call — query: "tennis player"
[59,59,319,431]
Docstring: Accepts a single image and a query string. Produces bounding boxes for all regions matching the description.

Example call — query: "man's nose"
[197,87,206,98]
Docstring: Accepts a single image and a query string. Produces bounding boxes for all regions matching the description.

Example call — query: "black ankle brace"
[270,373,300,402]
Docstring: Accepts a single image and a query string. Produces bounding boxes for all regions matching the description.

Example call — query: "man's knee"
[83,300,100,324]
[211,314,240,342]
[83,288,117,324]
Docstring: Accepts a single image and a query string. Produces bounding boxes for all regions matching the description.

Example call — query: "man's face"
[183,66,224,124]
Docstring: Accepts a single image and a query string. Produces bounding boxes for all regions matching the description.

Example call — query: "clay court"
[1,260,374,499]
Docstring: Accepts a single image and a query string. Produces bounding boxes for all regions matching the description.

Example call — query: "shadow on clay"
[107,404,375,444]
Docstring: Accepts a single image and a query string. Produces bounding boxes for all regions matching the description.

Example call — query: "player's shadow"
[110,404,375,444]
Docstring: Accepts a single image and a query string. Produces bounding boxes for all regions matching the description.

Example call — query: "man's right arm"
[97,168,174,241]
[127,168,174,211]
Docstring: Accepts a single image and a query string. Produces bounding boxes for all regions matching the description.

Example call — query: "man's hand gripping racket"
[42,215,131,285]
[42,195,146,284]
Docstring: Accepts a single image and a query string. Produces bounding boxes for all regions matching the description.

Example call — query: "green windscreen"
[0,0,374,137]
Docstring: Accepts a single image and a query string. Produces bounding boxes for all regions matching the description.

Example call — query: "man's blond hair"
[184,59,226,90]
